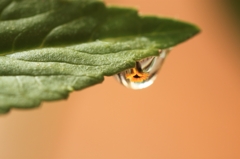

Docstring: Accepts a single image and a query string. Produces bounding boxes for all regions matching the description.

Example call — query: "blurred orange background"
[1,0,240,159]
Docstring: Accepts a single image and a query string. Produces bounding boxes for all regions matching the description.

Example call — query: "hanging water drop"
[114,49,170,90]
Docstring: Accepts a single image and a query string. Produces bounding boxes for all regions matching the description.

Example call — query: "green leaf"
[0,0,200,114]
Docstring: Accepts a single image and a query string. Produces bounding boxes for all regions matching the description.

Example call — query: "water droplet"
[114,49,170,90]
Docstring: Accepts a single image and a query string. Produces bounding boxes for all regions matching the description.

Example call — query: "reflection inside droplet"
[114,49,170,90]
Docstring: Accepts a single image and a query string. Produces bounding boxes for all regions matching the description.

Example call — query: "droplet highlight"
[114,49,170,90]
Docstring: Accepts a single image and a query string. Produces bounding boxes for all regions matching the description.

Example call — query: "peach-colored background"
[1,0,240,159]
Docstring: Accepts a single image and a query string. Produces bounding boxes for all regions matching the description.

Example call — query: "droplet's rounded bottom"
[114,49,170,90]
